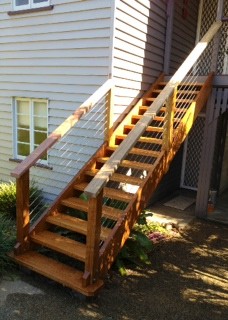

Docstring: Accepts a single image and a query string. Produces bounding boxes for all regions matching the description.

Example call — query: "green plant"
[115,211,169,275]
[0,180,45,219]
[0,214,16,277]
[115,211,154,276]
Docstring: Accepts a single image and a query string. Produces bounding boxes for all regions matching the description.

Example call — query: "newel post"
[162,87,177,151]
[83,190,103,286]
[15,171,30,254]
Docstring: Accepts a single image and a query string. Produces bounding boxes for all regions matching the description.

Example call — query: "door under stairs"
[10,73,213,296]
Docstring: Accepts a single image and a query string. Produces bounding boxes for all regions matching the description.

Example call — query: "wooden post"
[84,190,103,285]
[15,171,30,254]
[162,87,177,151]
[105,86,114,142]
[195,90,218,218]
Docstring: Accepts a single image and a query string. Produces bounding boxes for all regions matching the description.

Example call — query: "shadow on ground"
[0,219,227,320]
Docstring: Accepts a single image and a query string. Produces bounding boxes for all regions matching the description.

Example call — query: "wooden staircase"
[10,73,213,296]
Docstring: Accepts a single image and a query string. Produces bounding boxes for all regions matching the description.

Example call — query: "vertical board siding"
[113,0,167,119]
[169,0,199,73]
[0,0,112,200]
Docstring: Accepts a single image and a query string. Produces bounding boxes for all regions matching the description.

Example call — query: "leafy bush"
[0,181,45,219]
[115,211,169,276]
[0,214,16,277]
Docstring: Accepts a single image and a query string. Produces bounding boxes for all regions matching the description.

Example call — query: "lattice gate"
[181,115,205,190]
[181,0,228,190]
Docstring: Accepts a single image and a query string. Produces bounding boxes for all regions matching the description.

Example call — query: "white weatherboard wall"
[112,0,167,119]
[0,0,113,200]
[169,0,199,73]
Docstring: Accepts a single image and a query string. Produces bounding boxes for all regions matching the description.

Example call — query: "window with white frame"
[14,0,50,10]
[14,98,48,162]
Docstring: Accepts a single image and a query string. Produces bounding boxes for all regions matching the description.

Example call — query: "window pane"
[18,143,30,157]
[34,131,47,145]
[16,0,29,6]
[17,100,29,115]
[17,129,30,143]
[34,117,47,131]
[17,114,30,129]
[34,101,47,117]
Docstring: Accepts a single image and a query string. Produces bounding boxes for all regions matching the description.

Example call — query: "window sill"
[8,5,54,16]
[9,158,53,170]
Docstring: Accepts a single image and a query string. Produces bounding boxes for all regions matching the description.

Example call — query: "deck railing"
[11,79,114,253]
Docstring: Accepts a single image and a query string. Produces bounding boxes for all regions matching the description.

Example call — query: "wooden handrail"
[84,20,222,198]
[11,78,114,179]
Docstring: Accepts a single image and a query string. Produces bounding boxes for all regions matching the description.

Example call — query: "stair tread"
[159,81,203,86]
[47,212,112,241]
[86,170,144,186]
[102,205,124,220]
[124,124,163,133]
[61,197,88,211]
[107,145,161,158]
[116,134,162,145]
[74,182,132,202]
[97,157,154,171]
[31,230,86,262]
[145,97,193,102]
[9,251,103,296]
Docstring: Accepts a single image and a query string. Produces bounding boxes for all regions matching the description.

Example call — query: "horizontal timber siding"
[169,0,199,73]
[0,0,113,200]
[113,0,167,119]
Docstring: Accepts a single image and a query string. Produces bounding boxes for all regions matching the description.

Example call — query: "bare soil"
[0,218,227,320]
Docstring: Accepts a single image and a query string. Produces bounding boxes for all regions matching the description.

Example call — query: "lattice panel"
[217,0,228,74]
[197,0,218,75]
[182,116,205,189]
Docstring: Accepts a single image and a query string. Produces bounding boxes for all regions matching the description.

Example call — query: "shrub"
[0,214,16,277]
[115,211,169,276]
[0,181,45,219]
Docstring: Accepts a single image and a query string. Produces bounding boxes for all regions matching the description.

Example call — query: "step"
[31,230,86,262]
[61,197,88,212]
[97,157,154,171]
[47,212,111,241]
[124,124,163,133]
[9,251,103,296]
[74,182,132,202]
[151,89,199,95]
[107,145,161,158]
[85,170,144,186]
[159,81,203,88]
[115,134,162,145]
[146,97,192,103]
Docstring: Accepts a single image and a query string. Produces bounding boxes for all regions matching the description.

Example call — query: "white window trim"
[13,97,49,164]
[13,0,50,11]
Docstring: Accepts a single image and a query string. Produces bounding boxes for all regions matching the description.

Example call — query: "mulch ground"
[0,218,227,320]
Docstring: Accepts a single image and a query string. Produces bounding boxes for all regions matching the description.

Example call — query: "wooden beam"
[15,172,30,254]
[195,90,218,217]
[84,190,103,284]
[162,87,176,150]
[105,86,114,142]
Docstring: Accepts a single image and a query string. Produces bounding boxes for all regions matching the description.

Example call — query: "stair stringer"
[98,73,214,276]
